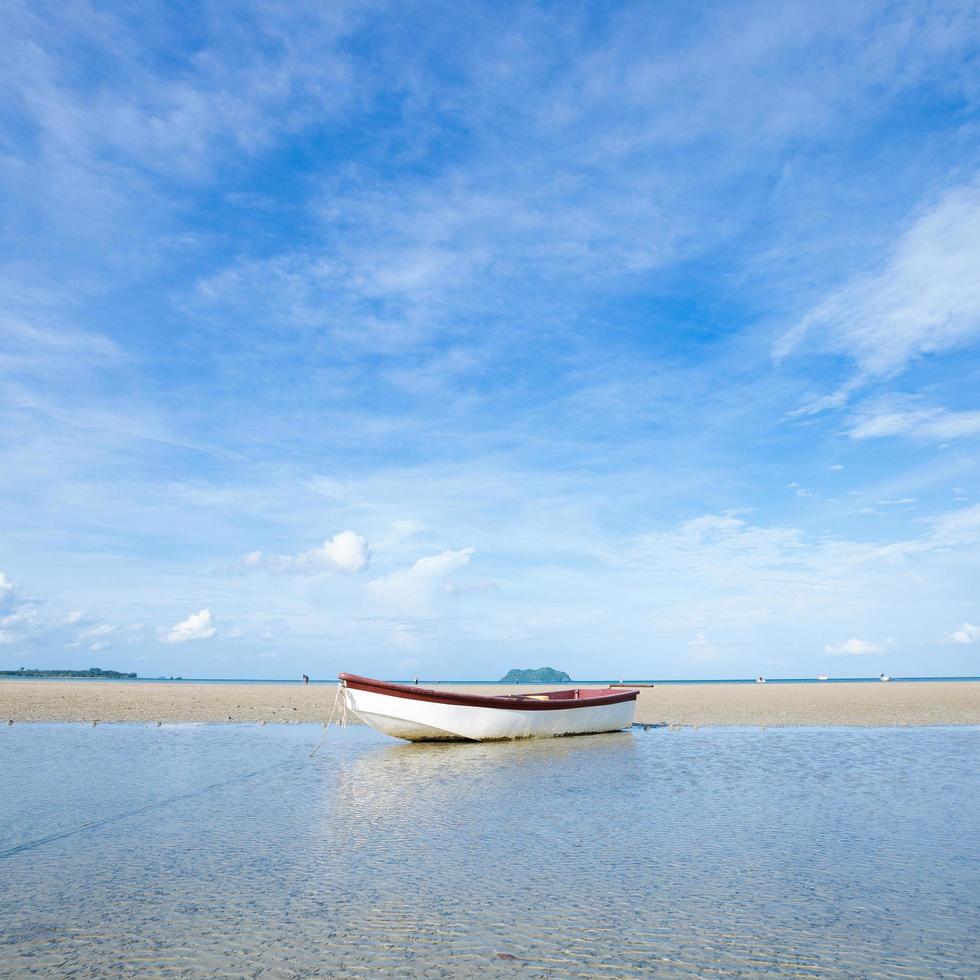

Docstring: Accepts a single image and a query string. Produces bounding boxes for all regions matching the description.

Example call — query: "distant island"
[500,667,572,683]
[0,667,137,679]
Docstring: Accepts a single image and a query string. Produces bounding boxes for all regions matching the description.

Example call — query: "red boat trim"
[338,673,638,711]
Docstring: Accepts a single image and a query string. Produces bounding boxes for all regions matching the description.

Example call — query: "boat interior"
[503,688,619,702]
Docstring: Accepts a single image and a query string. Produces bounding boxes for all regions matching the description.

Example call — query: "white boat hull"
[345,686,637,742]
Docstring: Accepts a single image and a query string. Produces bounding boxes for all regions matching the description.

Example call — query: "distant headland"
[499,667,572,683]
[0,667,137,679]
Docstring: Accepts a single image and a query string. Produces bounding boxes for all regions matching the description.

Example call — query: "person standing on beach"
[302,674,309,684]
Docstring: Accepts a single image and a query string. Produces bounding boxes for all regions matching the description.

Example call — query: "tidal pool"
[1,724,977,977]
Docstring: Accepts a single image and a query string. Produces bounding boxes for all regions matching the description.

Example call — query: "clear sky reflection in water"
[1,724,978,977]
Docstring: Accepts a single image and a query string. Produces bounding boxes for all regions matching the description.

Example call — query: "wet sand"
[1,679,978,727]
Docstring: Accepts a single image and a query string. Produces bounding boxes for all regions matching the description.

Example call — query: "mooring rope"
[308,683,345,758]
[308,682,375,757]
[0,758,303,861]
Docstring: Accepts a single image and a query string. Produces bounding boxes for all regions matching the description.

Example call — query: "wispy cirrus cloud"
[776,178,980,392]
[0,318,121,369]
[1,1,367,185]
[847,400,980,441]
[190,2,980,363]
[923,504,980,550]
[3,1,980,680]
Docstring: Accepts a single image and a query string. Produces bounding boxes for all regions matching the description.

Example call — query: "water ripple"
[0,724,977,977]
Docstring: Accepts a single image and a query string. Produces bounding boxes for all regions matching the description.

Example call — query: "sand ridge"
[1,679,978,727]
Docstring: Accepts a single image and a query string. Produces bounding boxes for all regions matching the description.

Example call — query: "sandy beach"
[1,679,978,727]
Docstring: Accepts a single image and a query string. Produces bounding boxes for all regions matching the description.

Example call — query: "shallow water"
[1,725,977,977]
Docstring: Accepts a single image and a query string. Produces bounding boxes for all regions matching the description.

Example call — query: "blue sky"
[2,0,979,679]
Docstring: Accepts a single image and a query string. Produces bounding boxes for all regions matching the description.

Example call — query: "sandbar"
[1,679,977,727]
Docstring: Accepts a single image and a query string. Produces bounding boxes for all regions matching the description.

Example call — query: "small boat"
[339,673,639,742]
[817,674,830,681]
[755,676,767,684]
[879,673,892,683]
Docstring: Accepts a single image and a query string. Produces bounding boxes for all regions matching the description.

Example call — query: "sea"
[1,723,977,977]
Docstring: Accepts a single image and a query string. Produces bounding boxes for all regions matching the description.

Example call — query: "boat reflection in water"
[325,725,641,860]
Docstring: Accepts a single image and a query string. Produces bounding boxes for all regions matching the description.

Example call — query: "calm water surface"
[1,724,977,977]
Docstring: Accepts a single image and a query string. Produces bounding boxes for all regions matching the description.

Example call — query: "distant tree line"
[0,667,137,679]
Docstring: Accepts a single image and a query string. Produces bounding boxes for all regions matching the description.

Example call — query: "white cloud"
[848,402,980,441]
[244,531,370,575]
[616,503,980,646]
[687,631,719,662]
[160,609,216,644]
[320,531,370,573]
[193,4,980,363]
[627,513,806,574]
[0,572,17,615]
[389,624,422,650]
[2,318,122,368]
[824,638,884,656]
[0,573,40,643]
[4,6,980,681]
[948,622,980,645]
[3,4,365,189]
[77,623,115,641]
[373,519,425,551]
[776,178,980,380]
[369,547,474,612]
[924,504,980,550]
